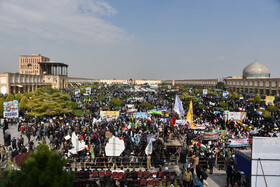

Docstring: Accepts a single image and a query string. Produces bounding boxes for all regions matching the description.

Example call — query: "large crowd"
[1,85,280,186]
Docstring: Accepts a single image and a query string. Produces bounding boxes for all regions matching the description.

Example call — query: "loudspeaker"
[4,133,11,146]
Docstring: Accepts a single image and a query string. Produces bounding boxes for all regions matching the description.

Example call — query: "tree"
[266,106,279,113]
[15,93,22,100]
[10,143,74,187]
[27,87,76,117]
[219,102,228,109]
[0,98,4,118]
[109,99,122,108]
[216,82,225,90]
[254,94,261,104]
[121,95,128,100]
[23,92,29,98]
[232,92,238,99]
[140,102,154,109]
[19,96,29,110]
[28,92,34,98]
[5,93,14,101]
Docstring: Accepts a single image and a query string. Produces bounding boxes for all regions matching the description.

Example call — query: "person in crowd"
[183,167,193,187]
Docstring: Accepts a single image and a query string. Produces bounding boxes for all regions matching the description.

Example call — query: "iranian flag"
[200,144,207,150]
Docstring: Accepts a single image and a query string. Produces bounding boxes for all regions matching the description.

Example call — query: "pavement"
[207,168,227,187]
[0,123,48,148]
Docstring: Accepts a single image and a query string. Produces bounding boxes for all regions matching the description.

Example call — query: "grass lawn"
[74,109,84,116]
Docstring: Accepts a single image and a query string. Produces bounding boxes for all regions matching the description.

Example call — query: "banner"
[100,111,119,119]
[223,91,229,98]
[134,112,148,119]
[265,96,275,106]
[3,100,19,118]
[75,89,80,97]
[127,109,137,113]
[175,119,189,126]
[85,87,91,94]
[228,112,246,121]
[203,89,208,95]
[149,110,163,115]
[227,138,249,147]
[200,132,221,140]
[105,136,125,156]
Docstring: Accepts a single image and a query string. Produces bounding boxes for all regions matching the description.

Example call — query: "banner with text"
[265,96,275,106]
[200,132,221,140]
[134,112,148,119]
[228,112,246,121]
[100,111,119,119]
[227,138,249,147]
[3,100,19,118]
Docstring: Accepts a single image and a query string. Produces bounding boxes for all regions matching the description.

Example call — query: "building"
[39,61,68,89]
[0,73,45,95]
[226,62,280,96]
[19,54,50,75]
[68,78,161,85]
[0,54,69,94]
[162,79,218,89]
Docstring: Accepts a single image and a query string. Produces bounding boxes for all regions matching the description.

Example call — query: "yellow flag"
[186,100,193,124]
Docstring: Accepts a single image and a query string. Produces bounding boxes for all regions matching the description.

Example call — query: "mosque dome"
[243,62,270,78]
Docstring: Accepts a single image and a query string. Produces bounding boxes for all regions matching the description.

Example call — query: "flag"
[91,146,95,159]
[170,116,176,126]
[174,95,184,117]
[186,100,193,124]
[147,117,152,122]
[200,144,207,150]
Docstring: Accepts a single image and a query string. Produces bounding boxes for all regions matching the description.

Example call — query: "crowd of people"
[1,84,280,186]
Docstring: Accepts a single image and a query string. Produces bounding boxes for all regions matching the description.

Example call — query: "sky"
[0,0,280,80]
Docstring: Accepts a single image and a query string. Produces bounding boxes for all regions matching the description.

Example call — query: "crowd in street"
[1,85,280,186]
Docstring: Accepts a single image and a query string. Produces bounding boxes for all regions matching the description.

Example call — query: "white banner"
[105,136,125,156]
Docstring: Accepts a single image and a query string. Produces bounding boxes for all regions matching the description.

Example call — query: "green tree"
[109,99,122,108]
[10,143,74,187]
[23,92,29,98]
[232,92,238,99]
[0,98,4,118]
[140,102,154,109]
[19,96,29,110]
[121,95,128,100]
[27,87,76,117]
[266,106,279,112]
[216,82,225,90]
[219,102,228,109]
[254,94,261,104]
[15,93,22,100]
[28,92,34,98]
[5,93,14,101]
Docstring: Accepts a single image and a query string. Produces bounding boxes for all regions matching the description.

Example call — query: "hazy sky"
[0,0,280,80]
